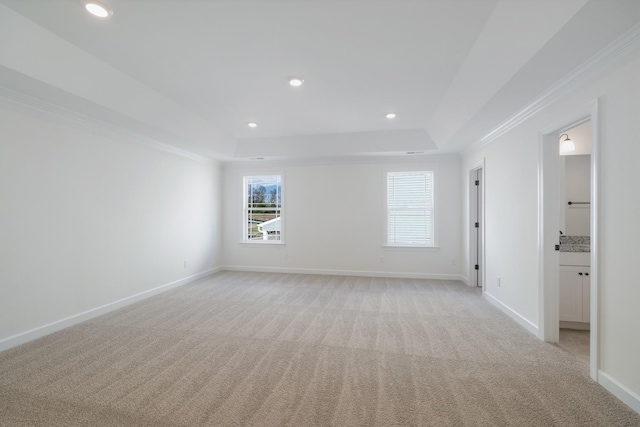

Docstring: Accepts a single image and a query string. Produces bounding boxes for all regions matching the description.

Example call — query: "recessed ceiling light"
[84,2,112,18]
[289,78,304,87]
[386,112,397,119]
[247,122,258,128]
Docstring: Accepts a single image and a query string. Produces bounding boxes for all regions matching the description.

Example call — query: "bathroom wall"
[564,154,591,236]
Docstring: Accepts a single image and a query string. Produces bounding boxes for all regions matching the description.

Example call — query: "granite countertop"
[559,235,590,252]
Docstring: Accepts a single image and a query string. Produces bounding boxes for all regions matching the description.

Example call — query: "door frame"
[468,159,485,293]
[538,99,599,381]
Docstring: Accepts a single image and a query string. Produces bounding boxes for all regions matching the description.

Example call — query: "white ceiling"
[1,0,639,161]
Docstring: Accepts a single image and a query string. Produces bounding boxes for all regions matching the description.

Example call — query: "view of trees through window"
[244,175,282,241]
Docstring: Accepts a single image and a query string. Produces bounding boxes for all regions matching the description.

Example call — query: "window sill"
[239,241,286,246]
[382,245,440,251]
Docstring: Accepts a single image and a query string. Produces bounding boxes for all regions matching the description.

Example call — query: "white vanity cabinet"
[559,252,590,325]
[559,265,590,323]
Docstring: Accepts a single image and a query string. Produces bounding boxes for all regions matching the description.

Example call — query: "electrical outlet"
[285,253,288,261]
[497,276,501,287]
[450,259,457,265]
[379,256,384,263]
[184,259,188,269]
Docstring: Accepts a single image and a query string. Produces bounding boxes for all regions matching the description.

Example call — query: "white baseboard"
[223,265,463,282]
[559,321,590,331]
[0,267,222,353]
[484,292,539,336]
[599,371,640,414]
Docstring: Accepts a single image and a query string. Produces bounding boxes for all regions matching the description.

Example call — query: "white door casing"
[538,99,599,381]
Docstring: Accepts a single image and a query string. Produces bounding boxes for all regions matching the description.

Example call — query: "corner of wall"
[0,267,222,353]
[484,292,539,337]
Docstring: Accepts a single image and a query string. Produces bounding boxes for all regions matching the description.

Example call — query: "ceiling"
[1,0,639,161]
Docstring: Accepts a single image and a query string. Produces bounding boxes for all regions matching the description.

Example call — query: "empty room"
[1,0,640,425]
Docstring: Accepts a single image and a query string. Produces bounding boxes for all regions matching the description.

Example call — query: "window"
[243,175,282,242]
[386,171,434,246]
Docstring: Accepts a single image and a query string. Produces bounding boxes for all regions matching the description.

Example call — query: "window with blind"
[243,175,282,242]
[386,171,434,246]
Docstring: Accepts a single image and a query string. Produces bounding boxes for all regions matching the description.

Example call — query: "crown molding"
[0,86,213,164]
[222,152,461,169]
[464,22,640,155]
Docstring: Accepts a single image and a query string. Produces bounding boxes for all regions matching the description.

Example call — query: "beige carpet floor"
[559,329,590,367]
[1,271,639,426]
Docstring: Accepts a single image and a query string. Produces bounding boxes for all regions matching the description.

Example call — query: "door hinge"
[475,180,479,186]
[555,244,560,251]
[474,222,479,228]
[474,264,479,270]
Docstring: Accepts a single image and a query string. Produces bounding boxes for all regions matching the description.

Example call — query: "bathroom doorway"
[538,100,599,381]
[557,120,592,368]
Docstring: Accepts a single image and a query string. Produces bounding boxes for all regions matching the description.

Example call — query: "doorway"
[557,120,592,367]
[538,100,599,381]
[469,161,485,291]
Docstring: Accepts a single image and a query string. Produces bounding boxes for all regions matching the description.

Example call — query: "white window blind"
[387,171,434,246]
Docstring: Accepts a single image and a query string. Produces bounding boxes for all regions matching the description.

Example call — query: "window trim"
[241,173,285,245]
[384,168,437,248]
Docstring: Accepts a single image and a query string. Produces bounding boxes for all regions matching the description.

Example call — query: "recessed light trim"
[84,2,112,18]
[247,122,258,128]
[289,78,304,87]
[385,112,397,119]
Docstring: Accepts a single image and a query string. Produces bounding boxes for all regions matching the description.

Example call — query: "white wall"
[564,154,591,236]
[0,97,222,344]
[464,127,541,324]
[462,53,640,404]
[222,156,462,279]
